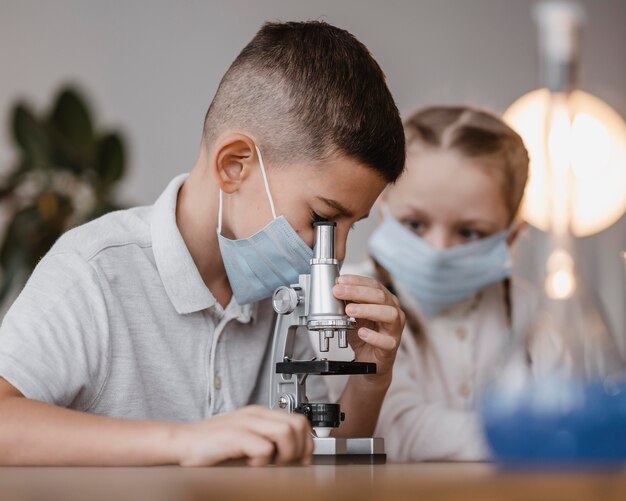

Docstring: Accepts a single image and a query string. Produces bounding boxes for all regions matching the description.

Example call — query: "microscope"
[269,221,386,464]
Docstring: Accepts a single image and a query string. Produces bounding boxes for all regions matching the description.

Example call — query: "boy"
[0,21,406,466]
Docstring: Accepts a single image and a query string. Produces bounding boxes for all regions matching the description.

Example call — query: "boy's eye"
[458,228,486,241]
[310,210,329,224]
[310,210,356,230]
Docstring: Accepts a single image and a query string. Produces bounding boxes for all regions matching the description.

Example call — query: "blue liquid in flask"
[480,378,626,464]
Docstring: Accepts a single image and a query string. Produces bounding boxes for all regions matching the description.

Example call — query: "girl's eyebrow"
[404,204,431,219]
[455,218,497,229]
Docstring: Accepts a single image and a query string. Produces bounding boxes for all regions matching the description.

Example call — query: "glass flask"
[479,228,626,464]
[479,1,626,464]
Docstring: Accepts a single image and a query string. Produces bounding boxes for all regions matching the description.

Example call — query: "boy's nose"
[334,230,348,263]
[335,239,346,263]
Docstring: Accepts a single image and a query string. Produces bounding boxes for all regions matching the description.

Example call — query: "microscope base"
[312,437,386,464]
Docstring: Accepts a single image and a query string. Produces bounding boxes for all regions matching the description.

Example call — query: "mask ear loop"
[254,144,277,220]
[217,189,224,235]
[217,144,277,236]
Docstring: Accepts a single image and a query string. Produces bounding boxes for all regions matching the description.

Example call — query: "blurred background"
[0,0,624,350]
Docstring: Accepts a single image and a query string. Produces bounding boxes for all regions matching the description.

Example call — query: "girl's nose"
[425,227,454,250]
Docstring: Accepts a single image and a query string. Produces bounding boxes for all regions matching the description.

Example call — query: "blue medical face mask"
[368,206,512,317]
[217,145,313,305]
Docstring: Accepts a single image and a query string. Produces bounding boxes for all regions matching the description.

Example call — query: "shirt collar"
[150,174,257,321]
[215,295,260,323]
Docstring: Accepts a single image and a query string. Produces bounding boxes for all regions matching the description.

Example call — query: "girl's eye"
[458,228,485,241]
[404,220,426,234]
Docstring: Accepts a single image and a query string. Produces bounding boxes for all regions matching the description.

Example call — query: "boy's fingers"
[241,407,310,463]
[239,431,277,467]
[337,274,381,287]
[358,327,398,352]
[246,419,300,465]
[336,276,401,308]
[345,303,400,325]
[244,406,311,440]
[333,284,389,305]
[206,428,274,466]
[302,430,314,465]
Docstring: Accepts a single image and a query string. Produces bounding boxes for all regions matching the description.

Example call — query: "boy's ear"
[507,220,528,247]
[211,133,258,194]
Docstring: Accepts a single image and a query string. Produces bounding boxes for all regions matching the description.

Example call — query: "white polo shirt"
[0,174,327,421]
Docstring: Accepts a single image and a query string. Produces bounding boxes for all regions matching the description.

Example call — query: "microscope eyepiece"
[313,220,336,227]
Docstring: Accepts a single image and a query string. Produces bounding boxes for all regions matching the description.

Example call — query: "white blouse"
[314,261,561,462]
[378,280,526,462]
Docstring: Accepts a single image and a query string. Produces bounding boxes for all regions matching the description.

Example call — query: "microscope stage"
[276,359,376,375]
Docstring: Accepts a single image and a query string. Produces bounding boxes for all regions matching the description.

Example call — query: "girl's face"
[385,147,510,249]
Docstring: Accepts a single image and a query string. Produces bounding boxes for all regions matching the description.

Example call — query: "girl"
[367,106,545,461]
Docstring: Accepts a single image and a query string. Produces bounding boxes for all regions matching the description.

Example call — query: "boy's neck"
[175,156,233,309]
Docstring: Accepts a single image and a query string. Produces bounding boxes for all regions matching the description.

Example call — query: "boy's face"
[385,147,510,250]
[225,152,386,262]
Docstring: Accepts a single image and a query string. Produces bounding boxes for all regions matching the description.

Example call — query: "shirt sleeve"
[376,345,490,462]
[0,251,110,410]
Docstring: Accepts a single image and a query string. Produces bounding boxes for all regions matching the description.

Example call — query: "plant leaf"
[11,104,49,166]
[48,87,95,165]
[95,133,125,191]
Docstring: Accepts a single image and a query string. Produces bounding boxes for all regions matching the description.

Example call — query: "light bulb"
[504,89,626,236]
[545,248,577,299]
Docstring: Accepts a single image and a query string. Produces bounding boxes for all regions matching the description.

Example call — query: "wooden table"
[1,463,625,501]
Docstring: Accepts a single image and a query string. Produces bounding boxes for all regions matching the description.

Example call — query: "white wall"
[1,0,625,346]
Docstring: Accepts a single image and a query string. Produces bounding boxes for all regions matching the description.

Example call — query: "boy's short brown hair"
[203,21,405,183]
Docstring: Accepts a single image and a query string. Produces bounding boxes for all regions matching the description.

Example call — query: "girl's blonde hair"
[375,105,530,345]
[403,105,529,221]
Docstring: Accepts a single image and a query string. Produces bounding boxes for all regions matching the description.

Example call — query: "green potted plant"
[0,86,128,307]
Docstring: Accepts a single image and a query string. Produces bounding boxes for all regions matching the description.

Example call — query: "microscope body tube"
[307,222,355,352]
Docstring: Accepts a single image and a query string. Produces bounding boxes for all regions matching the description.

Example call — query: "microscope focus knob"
[272,286,299,315]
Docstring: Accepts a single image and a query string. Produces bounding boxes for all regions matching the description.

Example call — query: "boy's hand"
[333,274,405,384]
[174,406,313,466]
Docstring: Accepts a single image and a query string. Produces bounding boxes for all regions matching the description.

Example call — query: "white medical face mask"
[368,206,512,317]
[217,145,313,305]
